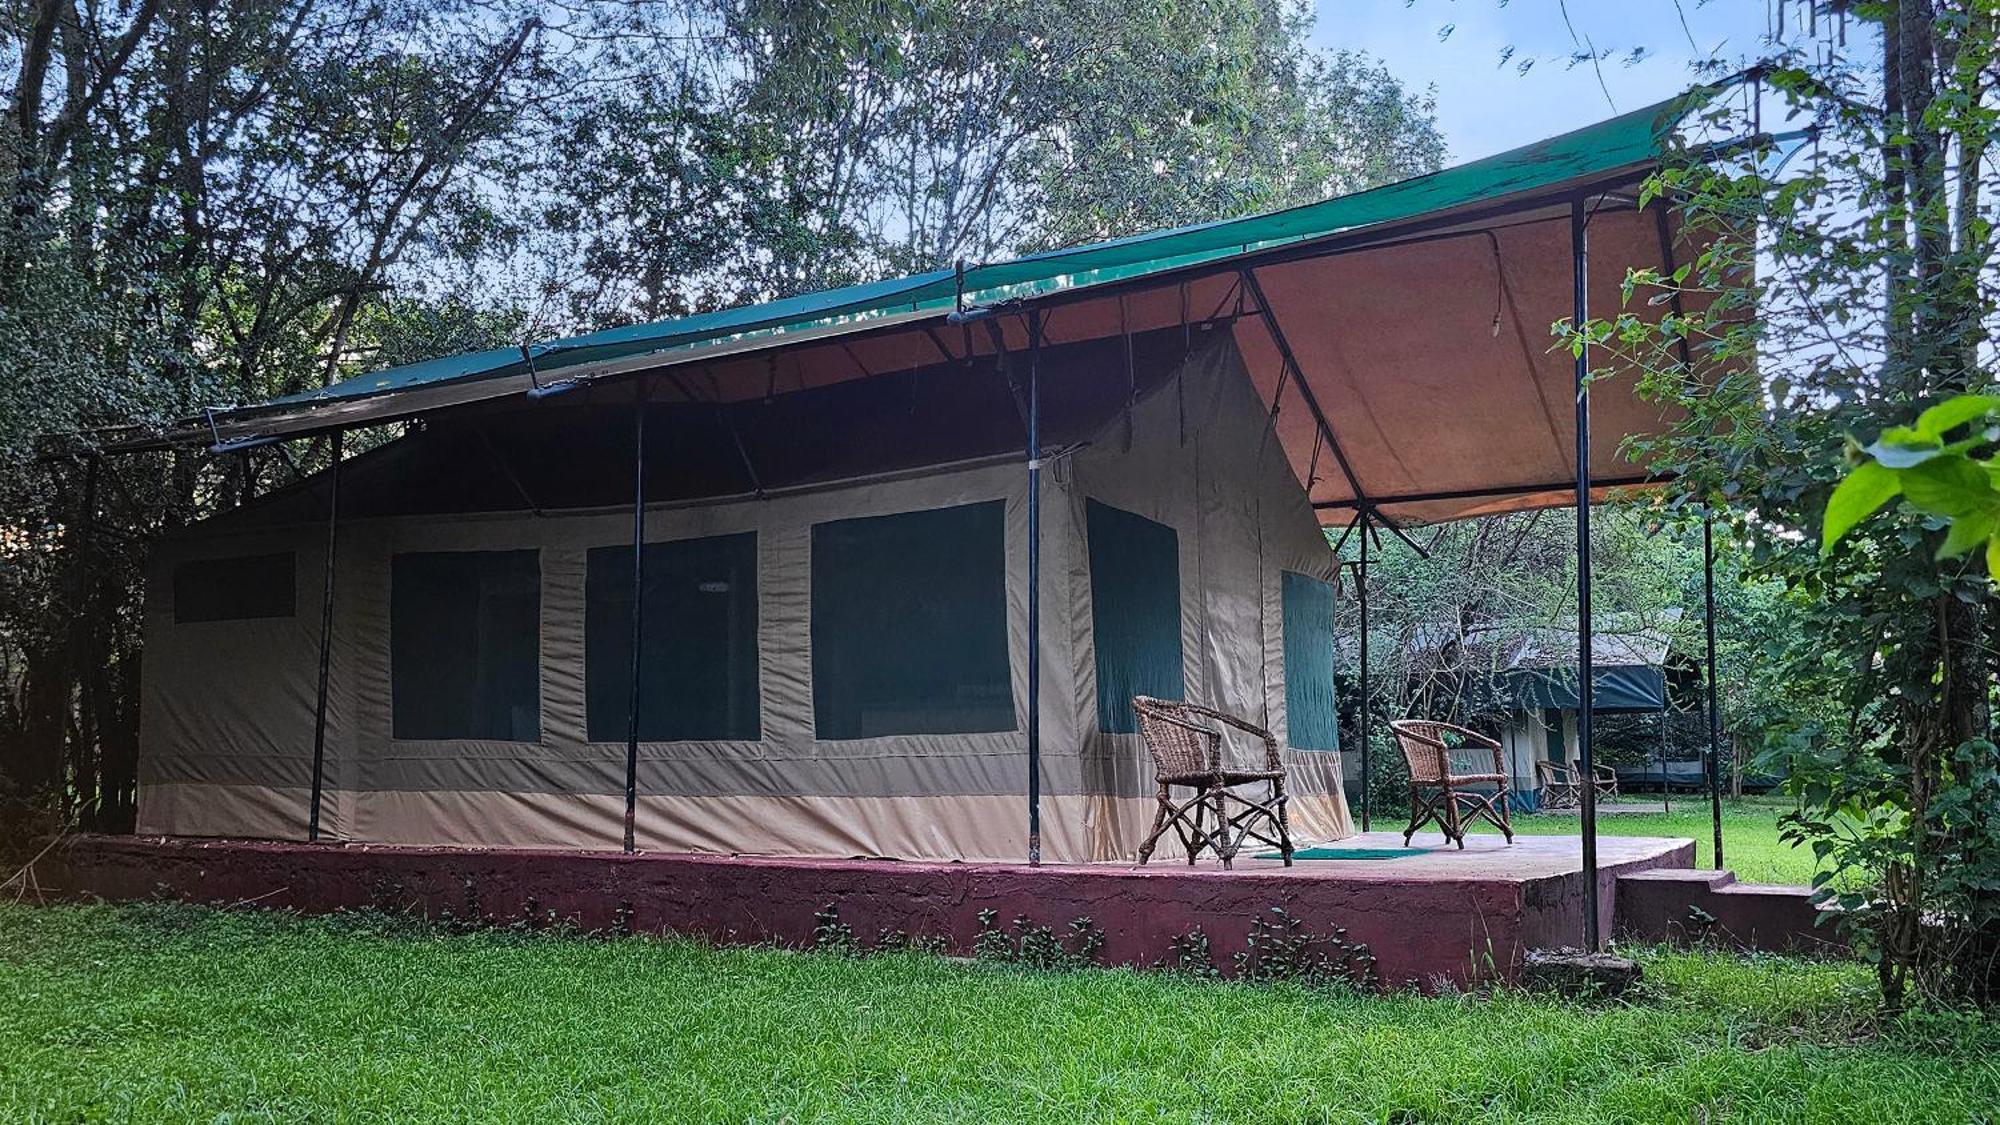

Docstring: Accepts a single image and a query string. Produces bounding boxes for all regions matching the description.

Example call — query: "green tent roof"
[246,91,1692,420]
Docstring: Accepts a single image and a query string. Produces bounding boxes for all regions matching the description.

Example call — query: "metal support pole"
[1571,197,1601,950]
[308,430,342,842]
[622,396,647,853]
[1658,706,1671,814]
[1357,510,1371,832]
[1704,516,1725,869]
[1026,310,1044,866]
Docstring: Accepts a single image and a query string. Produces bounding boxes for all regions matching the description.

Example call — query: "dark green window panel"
[586,532,760,742]
[1087,500,1184,733]
[391,550,540,741]
[811,501,1014,739]
[1281,570,1340,752]
[173,553,295,623]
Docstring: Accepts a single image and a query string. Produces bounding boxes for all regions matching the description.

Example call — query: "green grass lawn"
[1492,796,1817,885]
[3,902,1998,1123]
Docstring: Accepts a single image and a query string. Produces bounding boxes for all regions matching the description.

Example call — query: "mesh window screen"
[585,532,760,742]
[1086,500,1184,733]
[811,501,1014,739]
[391,550,541,741]
[1281,570,1340,751]
[173,553,295,623]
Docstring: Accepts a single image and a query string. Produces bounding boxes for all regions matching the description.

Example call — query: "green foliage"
[1582,7,2000,1008]
[2,901,1997,1122]
[1825,394,2000,577]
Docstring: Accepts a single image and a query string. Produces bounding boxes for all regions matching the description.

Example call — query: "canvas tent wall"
[137,332,1350,862]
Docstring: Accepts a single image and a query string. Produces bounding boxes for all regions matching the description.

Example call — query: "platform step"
[1615,866,1841,954]
[1616,866,1737,891]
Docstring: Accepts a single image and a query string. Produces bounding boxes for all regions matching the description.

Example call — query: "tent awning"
[111,88,1725,526]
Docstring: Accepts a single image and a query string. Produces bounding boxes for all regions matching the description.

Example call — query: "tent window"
[1281,571,1340,752]
[811,501,1014,739]
[391,550,541,741]
[1087,500,1184,733]
[173,553,295,623]
[585,532,760,742]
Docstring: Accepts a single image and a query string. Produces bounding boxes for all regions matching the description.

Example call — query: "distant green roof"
[250,91,1694,418]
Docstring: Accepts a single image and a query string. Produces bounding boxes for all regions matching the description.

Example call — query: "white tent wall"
[134,333,1352,861]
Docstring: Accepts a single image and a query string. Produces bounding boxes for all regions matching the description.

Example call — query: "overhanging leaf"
[1822,460,1901,550]
[1939,509,1998,559]
[1866,426,1944,468]
[1915,394,2000,438]
[1902,455,1997,518]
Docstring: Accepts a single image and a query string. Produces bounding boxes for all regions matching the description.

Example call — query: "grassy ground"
[1493,795,1816,885]
[2,902,1997,1123]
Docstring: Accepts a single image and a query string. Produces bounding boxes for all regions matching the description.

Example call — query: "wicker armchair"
[1535,759,1618,810]
[1535,760,1581,809]
[1132,696,1293,868]
[1389,719,1514,849]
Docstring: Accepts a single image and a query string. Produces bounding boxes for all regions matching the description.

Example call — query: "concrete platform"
[37,831,1695,990]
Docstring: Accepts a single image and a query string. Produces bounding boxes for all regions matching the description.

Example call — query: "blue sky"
[1314,1,1776,161]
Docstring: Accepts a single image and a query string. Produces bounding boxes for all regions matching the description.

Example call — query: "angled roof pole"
[1571,195,1601,951]
[1236,265,1383,826]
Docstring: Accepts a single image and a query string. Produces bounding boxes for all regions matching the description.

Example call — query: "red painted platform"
[39,831,1694,989]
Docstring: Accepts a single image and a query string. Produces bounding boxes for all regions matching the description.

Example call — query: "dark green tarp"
[173,552,295,623]
[1281,571,1341,751]
[390,549,542,741]
[810,502,1015,740]
[585,533,761,743]
[1086,500,1185,733]
[1500,664,1666,713]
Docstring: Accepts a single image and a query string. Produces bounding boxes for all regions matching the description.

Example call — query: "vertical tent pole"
[1704,516,1724,869]
[1658,705,1671,814]
[1571,196,1600,951]
[308,429,342,842]
[1357,509,1371,832]
[1026,309,1044,867]
[622,392,647,854]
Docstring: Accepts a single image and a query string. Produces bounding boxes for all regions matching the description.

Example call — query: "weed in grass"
[972,911,1106,970]
[1163,926,1220,978]
[1233,906,1378,988]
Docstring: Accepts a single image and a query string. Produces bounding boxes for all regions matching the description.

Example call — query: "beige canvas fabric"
[136,334,1353,859]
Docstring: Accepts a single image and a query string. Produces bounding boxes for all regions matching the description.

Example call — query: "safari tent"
[138,330,1350,861]
[114,92,1718,864]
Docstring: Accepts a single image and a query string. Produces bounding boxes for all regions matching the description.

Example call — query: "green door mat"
[1256,846,1427,860]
